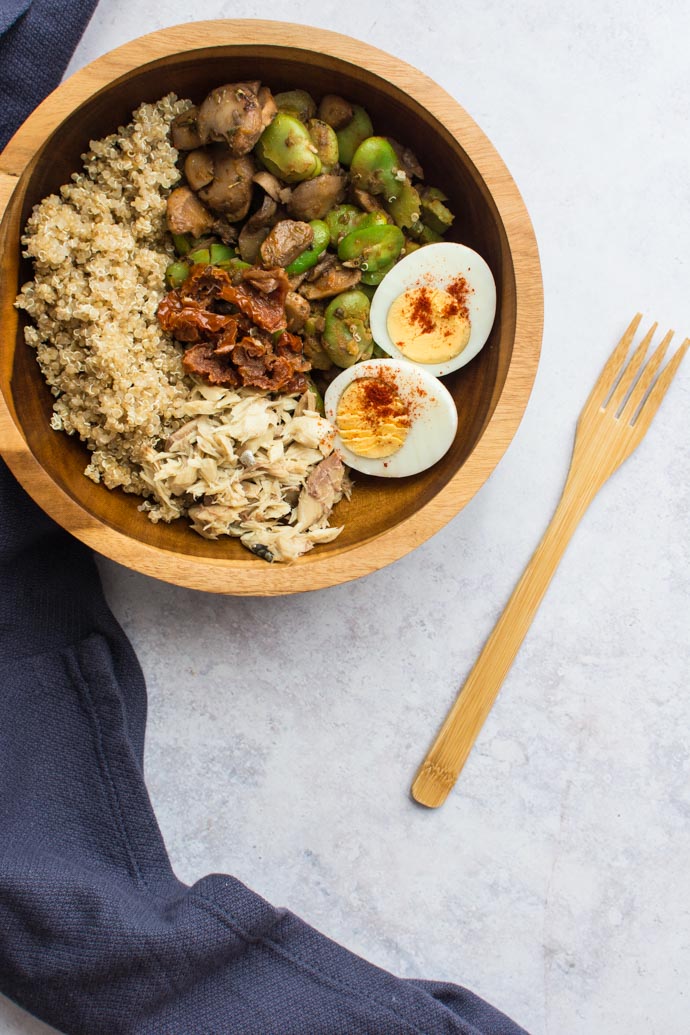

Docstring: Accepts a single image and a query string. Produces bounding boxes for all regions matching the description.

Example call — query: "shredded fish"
[138,380,348,562]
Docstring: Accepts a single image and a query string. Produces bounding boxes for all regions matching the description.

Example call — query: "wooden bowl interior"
[4,46,514,563]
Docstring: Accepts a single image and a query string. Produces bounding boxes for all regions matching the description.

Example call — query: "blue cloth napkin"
[0,7,529,1033]
[0,0,100,151]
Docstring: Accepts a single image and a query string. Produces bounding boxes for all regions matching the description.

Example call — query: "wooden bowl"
[0,20,543,595]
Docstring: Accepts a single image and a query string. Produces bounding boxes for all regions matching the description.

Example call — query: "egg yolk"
[387,282,471,364]
[335,377,410,458]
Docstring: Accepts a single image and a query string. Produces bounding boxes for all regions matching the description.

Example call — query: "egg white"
[369,242,497,378]
[324,358,458,478]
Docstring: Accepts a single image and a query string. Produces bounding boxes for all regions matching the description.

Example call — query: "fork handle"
[411,477,594,807]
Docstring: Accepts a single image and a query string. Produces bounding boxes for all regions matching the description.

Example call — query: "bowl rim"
[0,19,543,595]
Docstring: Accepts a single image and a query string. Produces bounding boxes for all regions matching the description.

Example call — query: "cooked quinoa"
[17,96,189,494]
[16,96,347,562]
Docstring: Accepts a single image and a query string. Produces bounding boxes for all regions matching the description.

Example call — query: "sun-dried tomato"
[182,344,240,386]
[157,294,233,342]
[218,268,289,333]
[157,263,310,392]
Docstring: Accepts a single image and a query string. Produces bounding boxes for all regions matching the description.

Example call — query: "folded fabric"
[0,0,32,39]
[0,6,529,1032]
[0,0,100,151]
[0,463,528,1035]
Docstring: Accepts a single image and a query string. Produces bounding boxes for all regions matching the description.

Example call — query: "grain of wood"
[412,315,690,807]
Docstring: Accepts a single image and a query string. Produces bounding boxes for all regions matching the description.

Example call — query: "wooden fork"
[412,314,689,808]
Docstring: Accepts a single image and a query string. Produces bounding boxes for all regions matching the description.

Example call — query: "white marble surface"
[3,2,690,1033]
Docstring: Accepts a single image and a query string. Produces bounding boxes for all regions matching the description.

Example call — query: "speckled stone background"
[2,2,689,1033]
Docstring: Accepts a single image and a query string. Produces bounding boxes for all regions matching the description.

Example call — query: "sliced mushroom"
[238,195,278,264]
[287,173,347,222]
[259,220,314,268]
[198,151,256,222]
[197,82,264,156]
[240,227,271,267]
[252,169,287,203]
[284,291,311,333]
[184,149,214,191]
[386,137,424,180]
[317,94,354,131]
[306,252,336,281]
[287,271,308,291]
[245,193,278,229]
[166,186,214,238]
[171,107,201,151]
[243,267,288,294]
[299,262,362,300]
[258,85,278,128]
[211,217,239,245]
[351,187,387,214]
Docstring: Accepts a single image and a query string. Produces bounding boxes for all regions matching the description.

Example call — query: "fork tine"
[619,329,675,422]
[606,321,658,413]
[584,313,643,411]
[627,337,690,430]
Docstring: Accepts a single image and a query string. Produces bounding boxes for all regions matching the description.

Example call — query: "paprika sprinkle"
[335,375,412,459]
[386,273,473,365]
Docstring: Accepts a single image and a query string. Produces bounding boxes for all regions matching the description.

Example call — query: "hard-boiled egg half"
[324,358,457,478]
[369,242,496,378]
